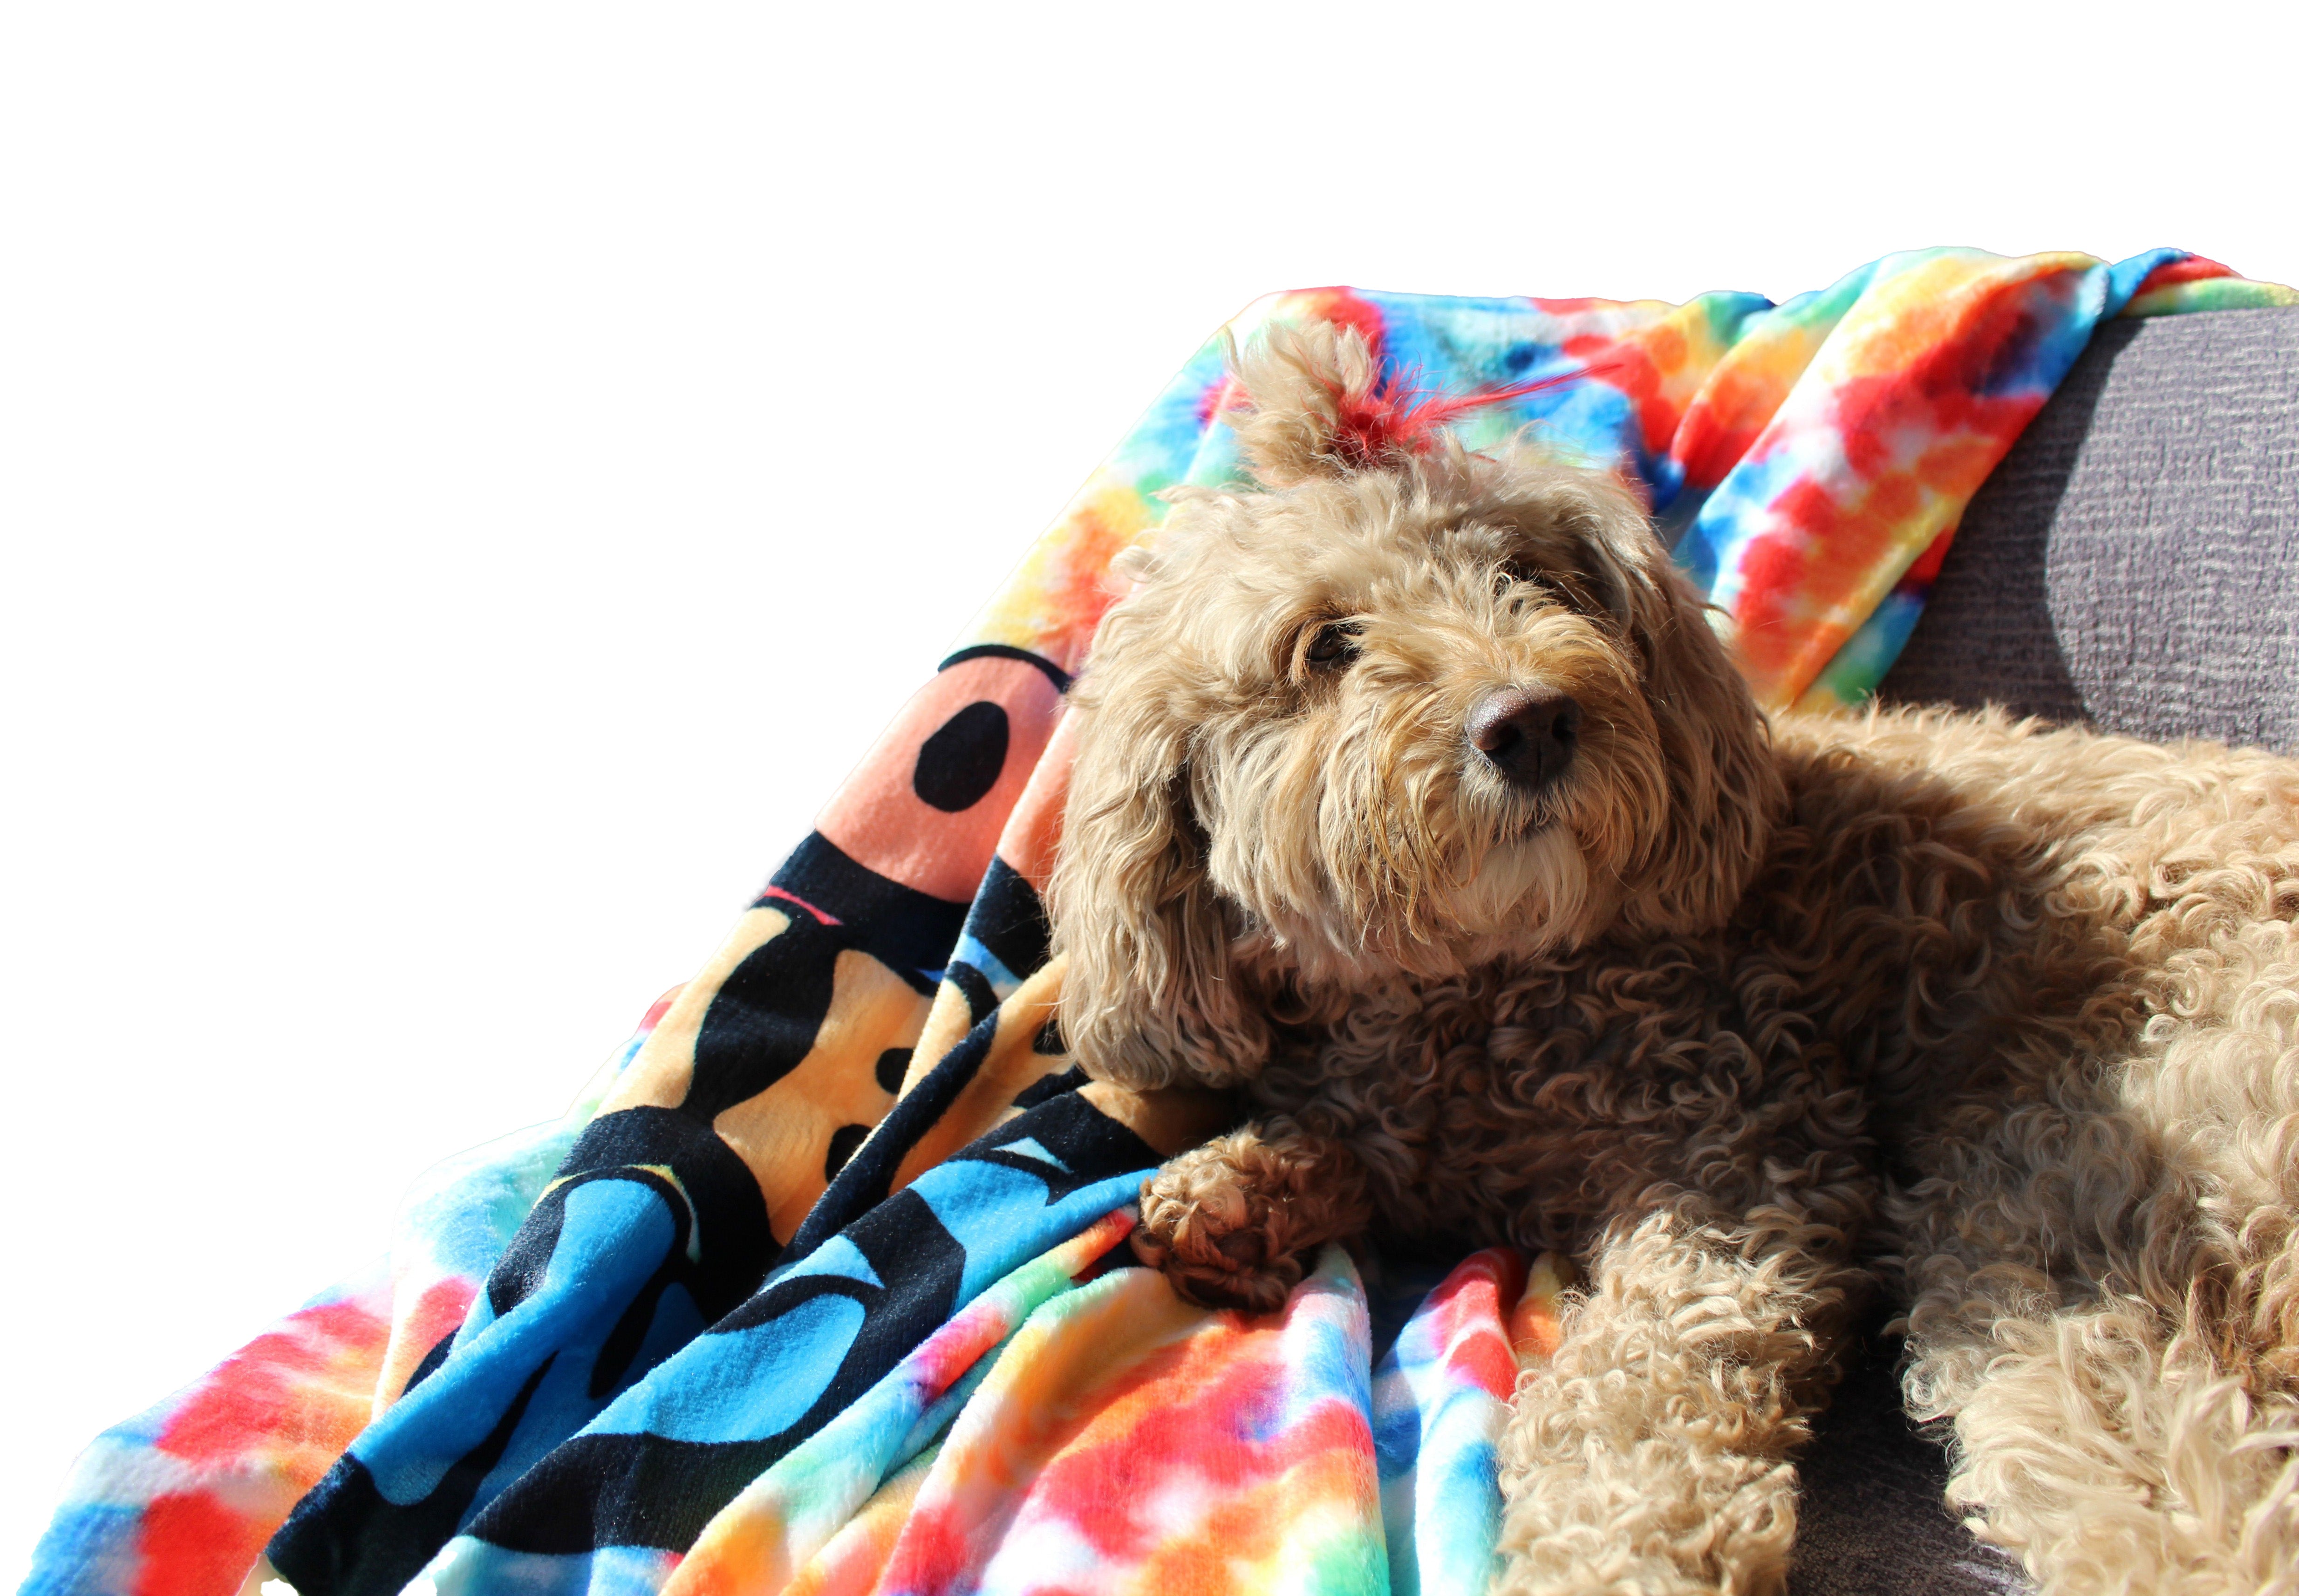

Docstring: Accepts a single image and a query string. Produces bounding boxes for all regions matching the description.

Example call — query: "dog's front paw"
[1130,1124,1364,1314]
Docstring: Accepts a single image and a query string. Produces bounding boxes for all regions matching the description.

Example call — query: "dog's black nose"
[1468,688,1581,791]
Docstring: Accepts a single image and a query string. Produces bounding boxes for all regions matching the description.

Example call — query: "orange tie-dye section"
[1506,1252,1574,1363]
[1709,252,2096,708]
[1666,288,1856,496]
[370,1274,478,1416]
[956,475,1152,679]
[662,1209,1145,1596]
[783,1446,944,1596]
[855,1249,1384,1596]
[1563,294,1742,462]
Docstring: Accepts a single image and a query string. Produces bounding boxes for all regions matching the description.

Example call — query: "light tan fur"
[1049,320,2299,1595]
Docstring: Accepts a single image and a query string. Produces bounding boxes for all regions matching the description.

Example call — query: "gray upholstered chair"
[1787,306,2299,1594]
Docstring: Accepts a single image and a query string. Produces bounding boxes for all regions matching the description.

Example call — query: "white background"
[3,3,2294,1583]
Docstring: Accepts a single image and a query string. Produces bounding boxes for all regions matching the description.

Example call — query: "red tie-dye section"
[371,1274,482,1414]
[2121,255,2268,318]
[1564,294,1750,463]
[2132,254,2236,296]
[1725,377,2042,701]
[63,1271,399,1596]
[838,1250,1383,1596]
[25,993,671,1596]
[1412,1252,1522,1400]
[1666,290,1857,496]
[1707,253,2095,705]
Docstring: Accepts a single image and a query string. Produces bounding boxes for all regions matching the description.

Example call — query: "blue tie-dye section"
[392,1058,630,1292]
[1342,290,1659,477]
[1677,437,1813,602]
[1404,1362,1508,1596]
[1371,293,1576,392]
[1109,331,1232,493]
[1176,290,1664,508]
[1509,376,1641,470]
[1371,1274,1513,1596]
[1182,404,1247,488]
[2107,247,2190,315]
[1808,583,1931,709]
[1274,1246,1378,1438]
[21,1406,191,1596]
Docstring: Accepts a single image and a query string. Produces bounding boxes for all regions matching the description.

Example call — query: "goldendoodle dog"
[1047,320,2299,1596]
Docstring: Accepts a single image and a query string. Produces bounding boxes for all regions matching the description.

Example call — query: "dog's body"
[1048,323,2299,1594]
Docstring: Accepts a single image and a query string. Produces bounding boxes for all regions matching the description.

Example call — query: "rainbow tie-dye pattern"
[21,249,2294,1596]
[656,1237,1566,1596]
[962,248,2293,714]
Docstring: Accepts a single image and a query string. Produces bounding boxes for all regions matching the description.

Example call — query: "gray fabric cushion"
[1792,1327,2029,1595]
[1884,307,2299,749]
[1791,306,2299,1594]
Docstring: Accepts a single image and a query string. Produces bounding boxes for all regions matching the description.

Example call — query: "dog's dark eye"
[1305,620,1362,667]
[1495,558,1537,594]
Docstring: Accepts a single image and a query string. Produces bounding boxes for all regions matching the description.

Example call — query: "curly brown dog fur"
[1049,320,2299,1595]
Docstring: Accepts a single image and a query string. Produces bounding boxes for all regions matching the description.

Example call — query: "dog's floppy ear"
[1564,480,1785,936]
[1049,587,1271,1092]
[1221,320,1385,488]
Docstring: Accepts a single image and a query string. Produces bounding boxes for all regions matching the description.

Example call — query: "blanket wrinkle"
[20,249,2297,1596]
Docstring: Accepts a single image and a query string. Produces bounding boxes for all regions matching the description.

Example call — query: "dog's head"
[1051,320,1782,1090]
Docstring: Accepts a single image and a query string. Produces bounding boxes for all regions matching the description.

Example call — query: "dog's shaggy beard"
[1198,604,1671,989]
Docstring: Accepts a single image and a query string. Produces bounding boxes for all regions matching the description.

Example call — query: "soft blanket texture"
[24,249,2297,1596]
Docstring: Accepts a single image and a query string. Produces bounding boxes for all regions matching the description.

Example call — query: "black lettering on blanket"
[552,1105,776,1319]
[766,832,967,991]
[461,1189,969,1554]
[266,1107,778,1589]
[686,907,844,1122]
[945,959,999,1029]
[780,1006,1004,1255]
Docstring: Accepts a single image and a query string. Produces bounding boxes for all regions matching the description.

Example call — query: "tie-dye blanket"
[24,248,2295,1596]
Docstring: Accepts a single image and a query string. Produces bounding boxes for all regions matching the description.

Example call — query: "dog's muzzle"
[1468,687,1581,793]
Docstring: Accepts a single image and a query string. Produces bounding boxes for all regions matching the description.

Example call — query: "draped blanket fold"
[23,249,2296,1596]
